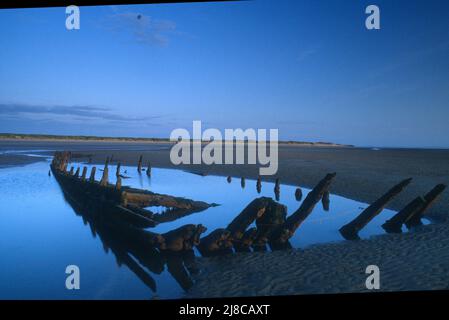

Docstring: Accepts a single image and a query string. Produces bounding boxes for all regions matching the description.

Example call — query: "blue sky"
[1,0,449,148]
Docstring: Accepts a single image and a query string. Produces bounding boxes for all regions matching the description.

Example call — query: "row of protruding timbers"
[52,151,446,257]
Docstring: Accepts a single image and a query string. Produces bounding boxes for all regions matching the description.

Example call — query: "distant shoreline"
[0,133,354,148]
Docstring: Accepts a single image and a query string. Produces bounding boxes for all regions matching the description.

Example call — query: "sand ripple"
[187,222,449,298]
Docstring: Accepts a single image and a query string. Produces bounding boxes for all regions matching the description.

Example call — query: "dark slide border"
[1,291,447,317]
[1,0,447,314]
[0,0,237,9]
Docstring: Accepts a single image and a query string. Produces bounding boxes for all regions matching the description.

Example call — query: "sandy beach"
[1,140,448,297]
[187,221,449,297]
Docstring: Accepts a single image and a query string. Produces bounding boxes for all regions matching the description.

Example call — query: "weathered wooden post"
[197,229,232,257]
[286,173,336,230]
[89,167,97,182]
[322,191,330,211]
[233,227,258,252]
[339,178,413,240]
[116,162,121,177]
[116,175,122,190]
[146,162,151,176]
[157,225,198,251]
[241,177,246,189]
[405,184,446,229]
[184,224,207,250]
[270,173,337,244]
[256,177,262,193]
[226,197,271,241]
[137,155,143,173]
[100,164,109,186]
[253,200,287,250]
[295,187,303,201]
[382,197,426,233]
[81,167,88,181]
[121,191,128,207]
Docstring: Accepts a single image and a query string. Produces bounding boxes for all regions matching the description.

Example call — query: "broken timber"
[197,228,233,257]
[253,199,287,250]
[269,173,336,245]
[158,224,207,252]
[233,227,258,252]
[256,177,262,193]
[405,184,446,229]
[381,196,425,233]
[226,197,272,241]
[339,178,412,240]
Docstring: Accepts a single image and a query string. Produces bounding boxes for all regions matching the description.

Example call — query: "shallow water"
[0,159,418,299]
[0,141,171,155]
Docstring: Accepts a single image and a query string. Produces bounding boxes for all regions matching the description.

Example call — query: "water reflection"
[322,191,330,211]
[60,189,197,292]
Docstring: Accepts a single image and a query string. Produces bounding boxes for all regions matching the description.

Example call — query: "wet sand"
[187,222,449,297]
[0,154,47,169]
[1,140,449,297]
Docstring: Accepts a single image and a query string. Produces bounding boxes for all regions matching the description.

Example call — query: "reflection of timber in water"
[60,190,197,293]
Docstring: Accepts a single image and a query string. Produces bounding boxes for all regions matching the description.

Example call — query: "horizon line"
[1,132,449,150]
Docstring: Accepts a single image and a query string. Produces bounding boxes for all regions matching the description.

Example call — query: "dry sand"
[1,140,449,297]
[187,222,449,297]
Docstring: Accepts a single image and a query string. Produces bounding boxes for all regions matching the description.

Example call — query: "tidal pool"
[0,159,413,299]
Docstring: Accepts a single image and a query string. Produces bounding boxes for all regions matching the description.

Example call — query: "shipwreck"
[52,151,446,259]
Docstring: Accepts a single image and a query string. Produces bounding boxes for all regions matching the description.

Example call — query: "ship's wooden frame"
[51,151,445,257]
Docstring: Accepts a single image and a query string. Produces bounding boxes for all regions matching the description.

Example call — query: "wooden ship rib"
[51,151,215,229]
